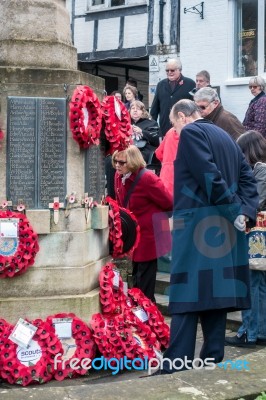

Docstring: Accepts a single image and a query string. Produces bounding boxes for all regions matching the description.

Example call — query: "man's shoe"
[225,333,256,348]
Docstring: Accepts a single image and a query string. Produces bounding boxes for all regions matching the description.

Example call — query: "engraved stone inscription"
[7,97,67,209]
[85,144,105,201]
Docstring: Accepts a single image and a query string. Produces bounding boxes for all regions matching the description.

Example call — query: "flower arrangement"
[69,85,102,149]
[0,211,39,279]
[99,262,127,315]
[105,196,140,258]
[127,288,170,349]
[101,95,132,153]
[0,319,60,386]
[46,313,96,381]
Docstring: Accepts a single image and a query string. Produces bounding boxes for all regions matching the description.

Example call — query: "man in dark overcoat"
[159,100,258,374]
[150,59,195,137]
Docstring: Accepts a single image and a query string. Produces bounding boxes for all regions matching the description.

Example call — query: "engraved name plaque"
[85,144,105,202]
[7,97,67,209]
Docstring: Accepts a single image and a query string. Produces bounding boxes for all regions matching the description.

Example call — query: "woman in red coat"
[112,145,173,302]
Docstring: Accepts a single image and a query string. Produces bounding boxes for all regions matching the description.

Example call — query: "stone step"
[155,272,170,295]
[155,293,170,316]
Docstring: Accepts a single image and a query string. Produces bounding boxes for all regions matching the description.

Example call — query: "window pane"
[92,0,104,5]
[234,0,258,77]
[111,0,125,6]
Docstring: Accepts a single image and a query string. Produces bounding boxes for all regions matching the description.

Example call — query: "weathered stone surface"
[26,209,51,234]
[0,0,77,69]
[0,288,101,324]
[91,206,109,230]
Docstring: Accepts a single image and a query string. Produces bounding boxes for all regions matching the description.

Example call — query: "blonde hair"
[130,100,150,119]
[112,145,146,172]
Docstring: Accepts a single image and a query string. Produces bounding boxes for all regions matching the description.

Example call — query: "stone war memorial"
[0,0,109,322]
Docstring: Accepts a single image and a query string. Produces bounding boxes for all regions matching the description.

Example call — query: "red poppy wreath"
[101,95,132,153]
[69,85,102,149]
[127,288,170,349]
[99,262,127,315]
[105,196,140,258]
[0,319,61,386]
[0,211,39,279]
[46,313,96,381]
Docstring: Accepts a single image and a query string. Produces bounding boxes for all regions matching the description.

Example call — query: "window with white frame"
[88,0,146,9]
[233,0,266,78]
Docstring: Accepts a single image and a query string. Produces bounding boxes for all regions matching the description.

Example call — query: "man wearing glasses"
[150,58,195,137]
[194,87,245,141]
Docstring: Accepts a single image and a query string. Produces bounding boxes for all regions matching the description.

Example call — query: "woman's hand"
[132,124,143,140]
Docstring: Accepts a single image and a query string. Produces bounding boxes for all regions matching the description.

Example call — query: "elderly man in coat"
[157,99,259,374]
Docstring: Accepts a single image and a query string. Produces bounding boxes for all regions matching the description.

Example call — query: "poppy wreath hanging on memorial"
[0,318,60,386]
[46,313,97,381]
[101,96,132,153]
[105,196,140,258]
[0,210,39,279]
[69,85,102,149]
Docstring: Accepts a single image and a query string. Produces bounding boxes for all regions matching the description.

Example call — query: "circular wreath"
[101,96,132,153]
[0,319,61,386]
[46,313,96,381]
[127,288,170,349]
[0,211,39,279]
[90,313,158,363]
[69,85,102,149]
[99,262,127,315]
[106,196,140,258]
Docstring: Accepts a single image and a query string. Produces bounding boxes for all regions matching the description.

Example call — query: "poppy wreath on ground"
[46,313,96,381]
[127,288,170,349]
[90,313,159,364]
[105,196,140,258]
[0,211,39,279]
[0,318,61,386]
[101,96,132,153]
[69,85,102,149]
[99,262,127,315]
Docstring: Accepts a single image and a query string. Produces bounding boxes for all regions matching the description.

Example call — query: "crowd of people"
[105,59,266,374]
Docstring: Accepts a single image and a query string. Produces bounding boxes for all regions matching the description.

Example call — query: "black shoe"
[257,338,266,346]
[225,333,256,348]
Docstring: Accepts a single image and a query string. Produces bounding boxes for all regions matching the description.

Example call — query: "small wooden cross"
[49,197,64,225]
[82,193,93,223]
[1,200,13,210]
[13,199,26,213]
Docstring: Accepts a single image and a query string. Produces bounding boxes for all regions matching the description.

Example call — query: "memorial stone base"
[0,67,109,324]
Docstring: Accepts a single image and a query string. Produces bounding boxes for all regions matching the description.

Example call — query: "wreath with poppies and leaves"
[46,313,96,381]
[69,85,102,149]
[105,196,140,258]
[101,95,132,153]
[0,211,39,279]
[0,319,60,386]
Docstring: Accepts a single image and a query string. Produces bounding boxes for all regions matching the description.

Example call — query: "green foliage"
[254,392,266,400]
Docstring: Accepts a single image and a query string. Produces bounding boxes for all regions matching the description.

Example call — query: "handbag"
[246,211,266,270]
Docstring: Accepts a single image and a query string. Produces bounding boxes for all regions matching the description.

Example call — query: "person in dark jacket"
[243,76,266,138]
[130,100,161,164]
[156,100,258,374]
[194,87,245,140]
[225,130,266,347]
[150,58,195,137]
[112,145,172,302]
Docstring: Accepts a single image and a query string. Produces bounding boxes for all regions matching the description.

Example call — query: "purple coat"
[243,92,266,138]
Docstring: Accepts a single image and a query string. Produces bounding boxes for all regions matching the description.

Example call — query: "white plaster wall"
[180,0,254,121]
[123,14,148,48]
[74,18,94,53]
[98,18,121,50]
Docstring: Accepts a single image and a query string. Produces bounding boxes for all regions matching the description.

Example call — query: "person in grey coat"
[155,100,258,375]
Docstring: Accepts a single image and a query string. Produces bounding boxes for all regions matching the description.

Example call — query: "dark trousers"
[162,309,227,373]
[132,259,157,302]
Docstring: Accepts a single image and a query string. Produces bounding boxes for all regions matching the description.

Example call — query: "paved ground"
[1,316,266,400]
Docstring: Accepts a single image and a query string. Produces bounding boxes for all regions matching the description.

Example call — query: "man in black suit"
[150,58,195,136]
